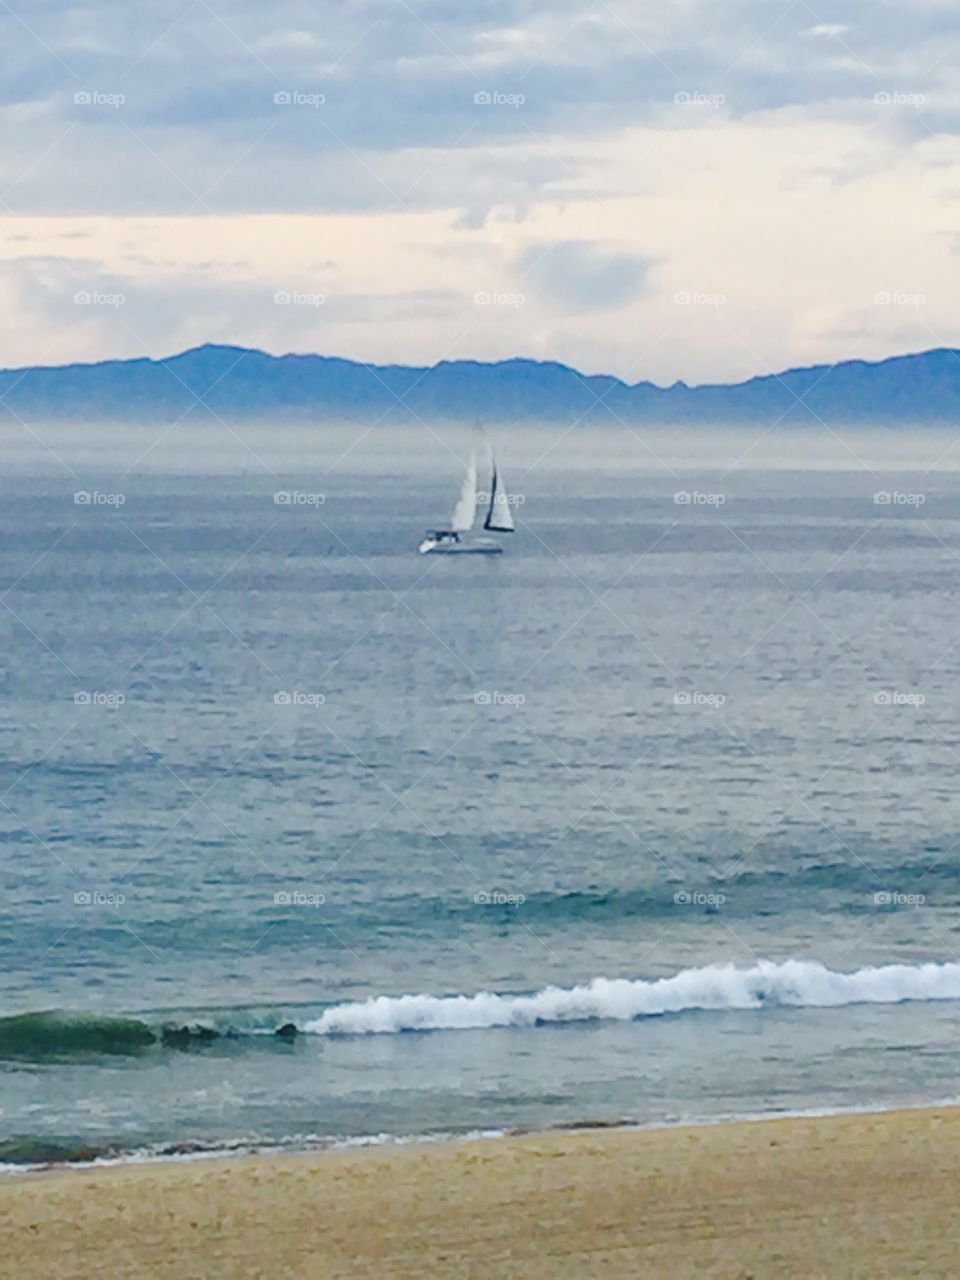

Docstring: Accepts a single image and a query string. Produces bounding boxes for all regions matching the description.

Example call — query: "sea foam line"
[302,959,960,1036]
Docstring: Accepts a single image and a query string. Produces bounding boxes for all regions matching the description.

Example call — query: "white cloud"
[804,23,852,37]
[514,240,656,311]
[2,0,960,378]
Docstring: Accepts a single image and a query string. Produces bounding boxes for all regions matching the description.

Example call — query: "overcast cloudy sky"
[3,0,960,383]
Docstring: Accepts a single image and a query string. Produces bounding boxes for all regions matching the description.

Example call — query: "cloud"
[0,252,468,367]
[3,0,960,218]
[513,240,655,311]
[3,1,960,380]
[804,24,852,38]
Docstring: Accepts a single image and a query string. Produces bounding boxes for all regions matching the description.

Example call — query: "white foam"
[302,958,960,1036]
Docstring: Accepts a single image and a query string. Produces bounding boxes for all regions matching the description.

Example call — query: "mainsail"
[450,451,478,532]
[483,459,516,533]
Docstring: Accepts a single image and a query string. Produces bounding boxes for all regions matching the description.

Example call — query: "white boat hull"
[419,539,503,555]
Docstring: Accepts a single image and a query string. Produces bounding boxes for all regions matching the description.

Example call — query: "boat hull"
[418,541,503,555]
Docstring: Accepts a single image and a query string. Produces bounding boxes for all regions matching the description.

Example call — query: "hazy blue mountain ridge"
[1,343,958,423]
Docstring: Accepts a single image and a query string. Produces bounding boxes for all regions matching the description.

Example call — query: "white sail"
[450,451,478,532]
[484,459,516,533]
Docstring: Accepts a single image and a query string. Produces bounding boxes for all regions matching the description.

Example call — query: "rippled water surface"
[2,428,959,1162]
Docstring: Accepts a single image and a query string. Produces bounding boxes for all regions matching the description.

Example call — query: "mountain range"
[1,344,958,425]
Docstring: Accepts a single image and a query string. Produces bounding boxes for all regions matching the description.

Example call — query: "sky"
[2,0,960,384]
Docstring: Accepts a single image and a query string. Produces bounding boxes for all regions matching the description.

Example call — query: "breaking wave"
[0,1011,156,1058]
[9,959,960,1057]
[302,959,960,1036]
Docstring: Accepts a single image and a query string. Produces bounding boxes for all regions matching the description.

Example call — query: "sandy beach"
[1,1105,958,1278]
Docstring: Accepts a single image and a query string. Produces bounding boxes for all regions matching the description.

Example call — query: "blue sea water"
[2,424,960,1165]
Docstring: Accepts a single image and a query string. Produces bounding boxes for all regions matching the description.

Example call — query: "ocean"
[2,422,959,1167]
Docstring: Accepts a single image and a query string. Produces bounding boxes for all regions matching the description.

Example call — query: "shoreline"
[4,1105,960,1277]
[4,1091,957,1178]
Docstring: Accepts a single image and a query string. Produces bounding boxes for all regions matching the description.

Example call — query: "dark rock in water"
[160,1027,190,1049]
[160,1024,220,1050]
[0,1136,118,1165]
[275,1023,298,1039]
[157,1140,212,1157]
[554,1117,631,1131]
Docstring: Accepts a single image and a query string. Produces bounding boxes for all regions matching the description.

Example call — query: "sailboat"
[418,449,516,554]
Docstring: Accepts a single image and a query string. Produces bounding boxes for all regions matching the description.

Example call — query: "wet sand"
[2,1106,958,1278]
